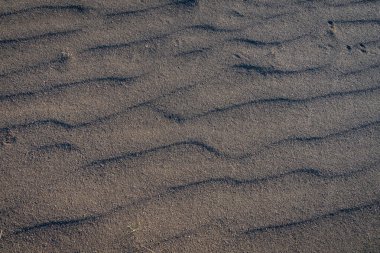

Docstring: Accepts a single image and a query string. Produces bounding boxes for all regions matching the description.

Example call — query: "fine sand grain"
[0,0,379,252]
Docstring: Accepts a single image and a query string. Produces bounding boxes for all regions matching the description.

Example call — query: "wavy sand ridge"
[0,0,379,252]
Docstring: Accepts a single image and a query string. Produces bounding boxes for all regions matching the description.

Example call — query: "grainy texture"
[0,0,379,252]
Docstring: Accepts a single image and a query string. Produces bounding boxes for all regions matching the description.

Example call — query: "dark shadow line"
[83,24,233,53]
[105,0,198,18]
[155,84,380,122]
[332,19,380,25]
[326,0,380,7]
[0,75,138,102]
[169,162,378,192]
[105,4,165,17]
[229,33,310,47]
[0,119,73,132]
[0,29,82,45]
[85,139,249,167]
[232,63,328,76]
[270,119,380,146]
[189,24,235,32]
[0,4,92,18]
[244,200,379,235]
[244,1,289,8]
[0,55,69,79]
[12,214,100,235]
[148,105,186,123]
[340,63,380,76]
[0,99,150,132]
[174,47,210,57]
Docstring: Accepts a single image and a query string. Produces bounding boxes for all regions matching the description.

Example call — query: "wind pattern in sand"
[0,0,379,252]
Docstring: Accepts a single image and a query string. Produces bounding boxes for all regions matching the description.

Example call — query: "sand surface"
[0,0,379,252]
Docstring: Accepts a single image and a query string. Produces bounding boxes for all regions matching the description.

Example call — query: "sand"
[0,0,379,252]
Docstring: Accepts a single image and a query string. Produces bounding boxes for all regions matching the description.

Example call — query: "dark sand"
[0,0,379,252]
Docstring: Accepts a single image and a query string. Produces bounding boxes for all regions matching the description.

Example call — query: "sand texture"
[0,0,379,252]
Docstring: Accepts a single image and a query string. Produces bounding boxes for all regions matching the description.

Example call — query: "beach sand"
[0,0,379,252]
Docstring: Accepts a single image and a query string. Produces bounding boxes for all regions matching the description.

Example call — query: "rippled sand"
[0,0,379,252]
